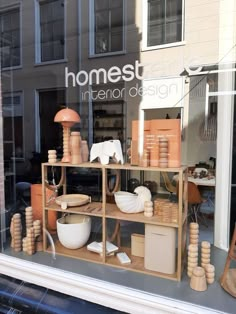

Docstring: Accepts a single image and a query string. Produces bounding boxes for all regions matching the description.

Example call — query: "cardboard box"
[131,233,145,257]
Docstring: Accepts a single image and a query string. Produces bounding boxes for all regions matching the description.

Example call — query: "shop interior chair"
[177,181,207,226]
[161,172,177,201]
[186,182,208,226]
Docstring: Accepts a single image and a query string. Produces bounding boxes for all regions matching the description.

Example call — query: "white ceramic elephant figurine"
[90,140,124,165]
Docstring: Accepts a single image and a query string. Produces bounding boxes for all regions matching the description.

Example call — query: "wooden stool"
[220,224,236,297]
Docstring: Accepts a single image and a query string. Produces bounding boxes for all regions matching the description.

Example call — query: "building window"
[90,0,124,55]
[37,0,65,62]
[0,7,21,69]
[145,0,183,48]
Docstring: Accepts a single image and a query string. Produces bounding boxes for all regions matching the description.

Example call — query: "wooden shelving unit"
[42,162,188,281]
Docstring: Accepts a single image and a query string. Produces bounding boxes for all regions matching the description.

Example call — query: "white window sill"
[0,254,217,314]
[89,51,126,58]
[1,65,22,71]
[142,41,186,52]
[34,59,68,67]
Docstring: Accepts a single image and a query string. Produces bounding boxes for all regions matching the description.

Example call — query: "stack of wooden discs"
[159,137,168,168]
[205,264,215,284]
[33,220,41,238]
[26,227,35,255]
[48,150,57,163]
[187,244,198,277]
[140,149,150,167]
[189,222,199,245]
[22,237,27,252]
[170,203,178,223]
[144,201,153,217]
[190,266,207,291]
[25,206,33,231]
[201,241,211,269]
[154,199,172,222]
[10,213,22,252]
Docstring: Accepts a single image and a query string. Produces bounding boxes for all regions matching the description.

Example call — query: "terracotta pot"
[31,184,57,231]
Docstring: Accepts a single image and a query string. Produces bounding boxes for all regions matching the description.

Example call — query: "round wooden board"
[55,194,90,207]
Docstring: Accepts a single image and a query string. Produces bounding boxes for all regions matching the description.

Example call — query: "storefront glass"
[0,0,236,312]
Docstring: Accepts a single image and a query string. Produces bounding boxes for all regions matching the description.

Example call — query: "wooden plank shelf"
[105,203,180,227]
[105,247,178,281]
[45,202,103,217]
[47,240,103,264]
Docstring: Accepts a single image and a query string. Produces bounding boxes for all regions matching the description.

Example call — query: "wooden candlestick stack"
[187,244,198,278]
[201,241,211,269]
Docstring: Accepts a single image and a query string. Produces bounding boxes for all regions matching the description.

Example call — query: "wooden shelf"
[45,201,103,217]
[105,247,178,281]
[42,162,187,282]
[47,239,103,264]
[105,203,179,227]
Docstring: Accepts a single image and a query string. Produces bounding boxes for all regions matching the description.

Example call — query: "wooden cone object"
[190,266,207,292]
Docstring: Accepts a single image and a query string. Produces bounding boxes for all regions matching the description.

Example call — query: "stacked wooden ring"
[201,241,211,269]
[25,206,33,231]
[159,137,168,168]
[26,227,35,255]
[11,213,22,252]
[205,264,215,284]
[48,150,57,163]
[33,220,41,238]
[144,201,153,217]
[187,244,198,278]
[170,203,178,223]
[22,237,27,252]
[190,266,207,292]
[189,222,199,245]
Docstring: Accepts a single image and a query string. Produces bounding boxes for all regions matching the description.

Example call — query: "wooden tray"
[55,194,90,207]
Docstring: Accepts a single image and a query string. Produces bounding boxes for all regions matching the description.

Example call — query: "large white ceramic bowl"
[57,214,91,249]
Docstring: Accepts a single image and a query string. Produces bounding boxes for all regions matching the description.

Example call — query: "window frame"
[89,0,126,58]
[35,0,67,64]
[0,4,22,70]
[142,0,185,51]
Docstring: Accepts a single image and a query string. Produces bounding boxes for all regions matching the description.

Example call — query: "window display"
[0,0,235,313]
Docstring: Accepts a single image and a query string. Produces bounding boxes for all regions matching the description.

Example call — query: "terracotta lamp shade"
[54,108,80,162]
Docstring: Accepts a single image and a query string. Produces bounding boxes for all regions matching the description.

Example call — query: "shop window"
[36,0,65,63]
[2,92,24,161]
[144,0,183,49]
[0,7,21,69]
[90,0,124,56]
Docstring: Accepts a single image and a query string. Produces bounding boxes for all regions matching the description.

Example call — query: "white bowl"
[57,214,91,249]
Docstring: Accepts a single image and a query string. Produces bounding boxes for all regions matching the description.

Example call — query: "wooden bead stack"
[189,222,199,245]
[26,227,35,255]
[144,201,153,217]
[10,213,22,252]
[22,237,27,252]
[48,150,57,164]
[201,241,211,269]
[154,199,172,222]
[170,202,178,223]
[25,206,33,231]
[159,137,168,168]
[205,264,215,284]
[187,244,198,278]
[190,266,207,292]
[33,220,41,238]
[140,149,150,167]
